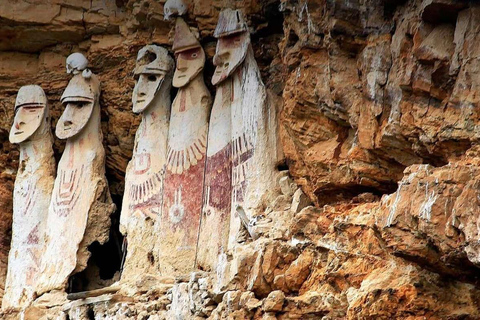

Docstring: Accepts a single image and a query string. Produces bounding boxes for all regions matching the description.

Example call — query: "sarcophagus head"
[132,45,174,113]
[56,53,100,140]
[212,9,250,85]
[9,85,49,144]
[172,18,205,88]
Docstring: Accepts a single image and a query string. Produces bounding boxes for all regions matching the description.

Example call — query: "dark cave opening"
[87,308,95,320]
[67,194,124,293]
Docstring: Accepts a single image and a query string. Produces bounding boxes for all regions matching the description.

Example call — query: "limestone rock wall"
[2,0,480,318]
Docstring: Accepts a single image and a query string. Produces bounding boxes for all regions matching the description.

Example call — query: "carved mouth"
[178,75,186,78]
[14,131,23,135]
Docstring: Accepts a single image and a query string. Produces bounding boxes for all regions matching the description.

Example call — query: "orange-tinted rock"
[0,179,13,304]
[2,0,480,318]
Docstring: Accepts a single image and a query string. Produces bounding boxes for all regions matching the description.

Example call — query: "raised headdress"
[61,73,100,104]
[134,45,174,75]
[213,9,248,38]
[10,85,49,144]
[172,18,200,53]
[15,85,47,111]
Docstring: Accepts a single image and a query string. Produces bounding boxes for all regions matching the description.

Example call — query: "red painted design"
[231,132,254,204]
[18,183,36,217]
[128,169,164,211]
[133,153,151,175]
[26,224,40,245]
[53,165,84,217]
[166,134,207,174]
[197,144,232,263]
[161,151,207,247]
[180,90,187,112]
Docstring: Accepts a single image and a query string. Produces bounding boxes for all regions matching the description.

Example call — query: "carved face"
[132,72,165,113]
[56,98,94,139]
[9,103,46,144]
[173,47,205,88]
[212,32,250,85]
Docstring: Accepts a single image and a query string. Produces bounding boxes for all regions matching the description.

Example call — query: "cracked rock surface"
[2,0,480,318]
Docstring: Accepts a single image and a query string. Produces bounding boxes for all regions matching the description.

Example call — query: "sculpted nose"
[63,104,74,126]
[16,122,25,129]
[136,77,148,97]
[213,55,221,67]
[177,58,187,70]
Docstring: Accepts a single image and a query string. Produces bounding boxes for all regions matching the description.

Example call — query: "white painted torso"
[3,139,55,309]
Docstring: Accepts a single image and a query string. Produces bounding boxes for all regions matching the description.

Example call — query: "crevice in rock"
[286,29,299,50]
[253,1,284,38]
[87,307,95,320]
[276,159,289,172]
[393,250,480,284]
[314,184,396,206]
[67,194,124,293]
[383,0,408,20]
[421,1,466,24]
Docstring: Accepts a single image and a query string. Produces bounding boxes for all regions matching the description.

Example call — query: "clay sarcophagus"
[158,18,212,275]
[3,85,55,309]
[37,53,115,294]
[120,45,173,280]
[197,9,277,271]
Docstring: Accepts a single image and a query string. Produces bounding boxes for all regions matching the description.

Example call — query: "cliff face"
[2,0,480,319]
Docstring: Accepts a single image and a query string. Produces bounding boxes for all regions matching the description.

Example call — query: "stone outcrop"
[2,0,480,319]
[0,177,13,305]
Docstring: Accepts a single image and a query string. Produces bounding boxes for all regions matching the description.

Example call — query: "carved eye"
[22,105,43,113]
[148,75,157,82]
[192,52,198,58]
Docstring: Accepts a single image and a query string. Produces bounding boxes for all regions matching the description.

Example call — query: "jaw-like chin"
[9,131,30,144]
[173,72,189,88]
[212,69,230,85]
[9,121,42,144]
[132,99,151,114]
[56,124,81,140]
[173,65,203,88]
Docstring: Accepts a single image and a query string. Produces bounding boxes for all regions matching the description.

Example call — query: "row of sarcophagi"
[3,7,277,310]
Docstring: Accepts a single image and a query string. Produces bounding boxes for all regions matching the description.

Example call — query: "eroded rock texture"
[2,0,480,319]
